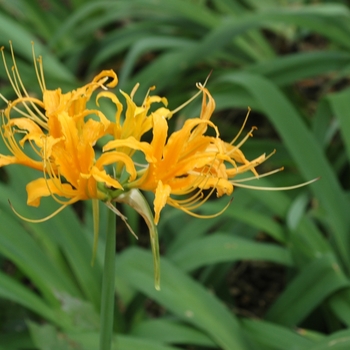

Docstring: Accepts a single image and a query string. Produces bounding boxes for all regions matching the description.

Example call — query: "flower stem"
[99,206,116,350]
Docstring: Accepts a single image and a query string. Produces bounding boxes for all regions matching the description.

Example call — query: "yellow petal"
[7,117,42,135]
[103,137,155,163]
[96,151,138,181]
[154,181,171,225]
[26,178,77,207]
[150,114,168,160]
[92,69,118,88]
[91,166,123,190]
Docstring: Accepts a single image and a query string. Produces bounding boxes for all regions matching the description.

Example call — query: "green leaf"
[0,165,102,309]
[266,254,350,326]
[168,233,293,272]
[69,332,181,350]
[327,88,350,163]
[246,51,350,87]
[29,323,182,350]
[0,271,58,325]
[306,329,350,350]
[0,332,34,350]
[241,318,314,350]
[0,13,74,82]
[131,318,216,348]
[116,247,249,350]
[28,322,77,350]
[218,72,350,269]
[0,193,80,304]
[327,289,350,327]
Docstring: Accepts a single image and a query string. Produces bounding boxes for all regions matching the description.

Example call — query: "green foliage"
[1,0,350,349]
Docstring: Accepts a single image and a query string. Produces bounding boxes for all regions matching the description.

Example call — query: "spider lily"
[104,84,263,224]
[105,82,318,225]
[0,43,317,286]
[0,43,129,211]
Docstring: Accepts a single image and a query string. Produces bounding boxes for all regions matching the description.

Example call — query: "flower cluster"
[1,43,316,229]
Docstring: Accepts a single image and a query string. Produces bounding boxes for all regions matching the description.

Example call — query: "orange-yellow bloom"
[97,84,172,179]
[104,83,268,224]
[0,43,133,212]
[105,81,318,225]
[1,43,317,229]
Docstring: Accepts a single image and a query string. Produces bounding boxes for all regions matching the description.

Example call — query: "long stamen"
[0,113,12,151]
[141,85,158,107]
[227,158,262,176]
[1,45,19,97]
[170,196,232,219]
[10,42,38,100]
[31,42,45,92]
[174,189,204,205]
[171,161,218,209]
[233,167,284,183]
[170,74,212,116]
[9,199,68,223]
[38,57,47,91]
[11,67,22,98]
[183,184,218,211]
[226,150,275,177]
[230,108,251,146]
[227,126,257,157]
[4,98,48,129]
[4,42,48,126]
[171,89,203,115]
[130,83,140,99]
[233,177,320,190]
[0,113,41,167]
[27,140,42,159]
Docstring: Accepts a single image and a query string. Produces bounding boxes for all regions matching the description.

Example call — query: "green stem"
[99,207,116,350]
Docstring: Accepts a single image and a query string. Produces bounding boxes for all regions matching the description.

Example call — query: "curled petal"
[103,137,156,163]
[92,69,118,88]
[26,178,78,207]
[96,151,138,181]
[90,166,123,190]
[6,117,43,135]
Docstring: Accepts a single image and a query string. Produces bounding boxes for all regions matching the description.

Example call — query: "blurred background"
[1,0,350,349]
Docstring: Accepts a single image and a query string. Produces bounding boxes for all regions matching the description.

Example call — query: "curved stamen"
[233,177,320,190]
[227,126,257,157]
[130,83,140,100]
[230,107,251,146]
[233,167,284,183]
[8,42,48,125]
[170,73,211,116]
[31,41,46,92]
[5,97,48,129]
[9,199,68,223]
[170,196,232,219]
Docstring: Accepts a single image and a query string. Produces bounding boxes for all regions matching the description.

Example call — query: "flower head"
[104,81,318,225]
[1,43,318,288]
[102,83,262,224]
[0,43,138,216]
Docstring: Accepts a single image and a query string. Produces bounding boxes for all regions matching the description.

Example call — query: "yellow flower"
[0,43,318,288]
[0,43,116,166]
[105,82,318,225]
[97,84,171,178]
[1,42,317,229]
[25,111,136,208]
[102,83,266,224]
[0,43,135,213]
